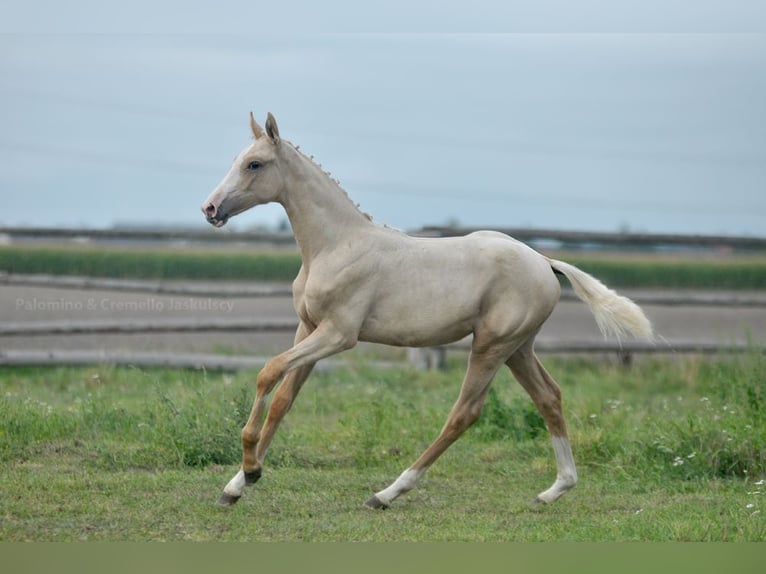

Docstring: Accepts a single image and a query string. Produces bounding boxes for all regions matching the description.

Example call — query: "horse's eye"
[247,161,261,171]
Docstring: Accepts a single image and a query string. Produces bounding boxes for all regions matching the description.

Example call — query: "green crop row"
[2,245,766,288]
[0,246,303,282]
[563,256,766,290]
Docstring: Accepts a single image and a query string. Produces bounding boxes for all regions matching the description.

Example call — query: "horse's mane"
[287,140,374,222]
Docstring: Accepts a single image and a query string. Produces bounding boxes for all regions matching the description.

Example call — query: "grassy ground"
[2,244,766,288]
[1,353,764,541]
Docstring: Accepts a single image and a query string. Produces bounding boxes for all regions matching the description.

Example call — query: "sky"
[1,2,765,236]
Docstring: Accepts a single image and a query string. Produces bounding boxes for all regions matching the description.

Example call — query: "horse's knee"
[241,426,259,449]
[256,356,287,394]
[445,401,484,436]
[467,401,485,426]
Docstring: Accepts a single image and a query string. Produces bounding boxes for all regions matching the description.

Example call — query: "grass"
[1,353,764,541]
[2,244,766,288]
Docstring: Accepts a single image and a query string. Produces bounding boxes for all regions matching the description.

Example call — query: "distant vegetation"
[560,255,766,290]
[2,244,766,289]
[0,245,302,282]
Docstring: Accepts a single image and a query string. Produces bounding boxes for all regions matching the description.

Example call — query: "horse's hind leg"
[365,347,506,509]
[506,342,577,504]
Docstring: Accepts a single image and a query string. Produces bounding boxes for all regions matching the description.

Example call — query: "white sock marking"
[537,436,578,503]
[552,436,577,483]
[375,468,426,506]
[223,469,246,497]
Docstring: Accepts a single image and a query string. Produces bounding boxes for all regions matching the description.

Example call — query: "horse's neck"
[280,146,374,263]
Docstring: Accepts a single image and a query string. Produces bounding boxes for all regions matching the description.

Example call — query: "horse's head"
[202,112,285,227]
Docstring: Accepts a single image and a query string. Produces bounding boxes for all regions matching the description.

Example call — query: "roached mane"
[288,140,374,222]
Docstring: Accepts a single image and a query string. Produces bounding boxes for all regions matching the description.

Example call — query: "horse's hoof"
[532,496,547,506]
[364,495,389,510]
[217,492,241,507]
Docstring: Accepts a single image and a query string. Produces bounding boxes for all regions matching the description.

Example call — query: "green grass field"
[2,244,766,288]
[1,354,764,541]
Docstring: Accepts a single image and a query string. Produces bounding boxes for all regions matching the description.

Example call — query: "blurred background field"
[2,239,766,288]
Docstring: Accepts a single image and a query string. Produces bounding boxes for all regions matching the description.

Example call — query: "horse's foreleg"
[365,349,504,509]
[217,362,315,506]
[253,361,314,467]
[506,343,577,504]
[218,321,355,506]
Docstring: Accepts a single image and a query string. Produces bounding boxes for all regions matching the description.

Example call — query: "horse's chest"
[298,275,361,328]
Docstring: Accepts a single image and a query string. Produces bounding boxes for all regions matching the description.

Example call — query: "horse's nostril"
[205,203,216,217]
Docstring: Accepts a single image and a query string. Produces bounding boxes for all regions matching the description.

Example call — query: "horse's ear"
[265,112,280,145]
[250,111,264,139]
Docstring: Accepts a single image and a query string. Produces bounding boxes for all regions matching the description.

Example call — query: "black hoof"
[364,495,389,510]
[217,492,241,507]
[532,496,547,506]
[244,469,262,485]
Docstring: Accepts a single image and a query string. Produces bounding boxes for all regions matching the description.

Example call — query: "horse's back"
[352,229,561,347]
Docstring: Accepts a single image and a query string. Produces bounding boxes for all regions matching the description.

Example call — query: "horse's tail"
[547,258,654,343]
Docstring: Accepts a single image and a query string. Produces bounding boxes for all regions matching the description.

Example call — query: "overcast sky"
[1,2,764,236]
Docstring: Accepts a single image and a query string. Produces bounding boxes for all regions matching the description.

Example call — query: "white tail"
[548,258,654,343]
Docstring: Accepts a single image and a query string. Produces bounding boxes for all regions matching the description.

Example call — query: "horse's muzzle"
[205,214,229,228]
[202,200,229,228]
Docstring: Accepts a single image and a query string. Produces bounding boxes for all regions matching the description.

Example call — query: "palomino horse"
[201,113,653,509]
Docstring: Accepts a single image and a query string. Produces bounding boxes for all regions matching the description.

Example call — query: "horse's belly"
[358,297,477,347]
[358,320,474,347]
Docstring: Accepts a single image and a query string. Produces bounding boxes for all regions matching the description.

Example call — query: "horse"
[201,112,654,509]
